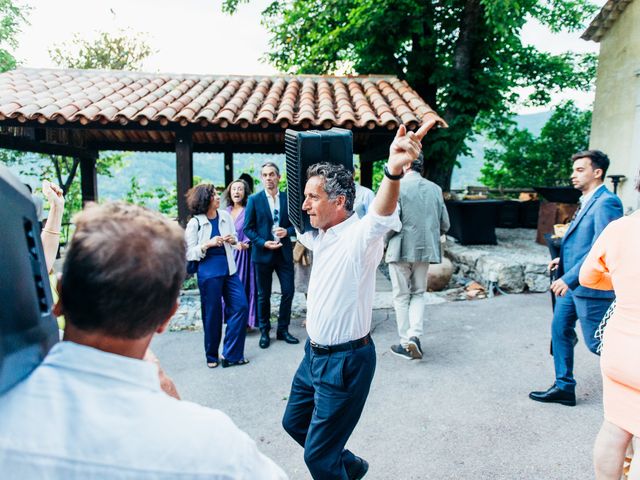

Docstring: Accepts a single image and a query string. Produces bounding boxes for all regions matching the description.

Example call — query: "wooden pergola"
[0,68,440,224]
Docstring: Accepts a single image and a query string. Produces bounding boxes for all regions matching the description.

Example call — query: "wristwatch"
[383,164,404,181]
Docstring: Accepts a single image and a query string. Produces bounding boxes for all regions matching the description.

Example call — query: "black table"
[533,186,581,204]
[494,200,540,229]
[445,200,503,245]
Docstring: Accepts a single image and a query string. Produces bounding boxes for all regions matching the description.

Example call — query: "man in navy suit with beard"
[244,162,299,349]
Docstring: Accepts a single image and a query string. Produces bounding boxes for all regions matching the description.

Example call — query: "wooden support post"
[360,160,373,189]
[224,150,234,186]
[176,131,193,226]
[359,142,391,190]
[79,152,98,205]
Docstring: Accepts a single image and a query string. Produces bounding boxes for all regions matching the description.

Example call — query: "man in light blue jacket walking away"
[386,153,449,360]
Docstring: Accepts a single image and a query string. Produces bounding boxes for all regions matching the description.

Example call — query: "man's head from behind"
[571,150,609,193]
[405,152,424,175]
[58,202,185,340]
[303,163,355,231]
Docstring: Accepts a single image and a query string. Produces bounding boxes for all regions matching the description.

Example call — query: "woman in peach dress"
[579,176,640,480]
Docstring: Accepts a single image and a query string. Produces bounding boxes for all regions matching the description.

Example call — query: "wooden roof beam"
[0,133,96,158]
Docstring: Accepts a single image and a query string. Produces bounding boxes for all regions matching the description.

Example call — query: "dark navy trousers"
[551,290,612,392]
[255,257,294,334]
[198,273,248,363]
[282,339,376,480]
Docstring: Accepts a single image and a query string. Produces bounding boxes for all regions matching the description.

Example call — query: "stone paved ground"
[152,292,602,480]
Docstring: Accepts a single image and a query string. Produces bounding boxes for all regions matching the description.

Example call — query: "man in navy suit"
[244,162,299,348]
[530,150,623,406]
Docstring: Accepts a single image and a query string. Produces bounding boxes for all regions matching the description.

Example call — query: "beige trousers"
[388,262,429,347]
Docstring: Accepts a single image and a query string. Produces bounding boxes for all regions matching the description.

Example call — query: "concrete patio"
[153,292,602,480]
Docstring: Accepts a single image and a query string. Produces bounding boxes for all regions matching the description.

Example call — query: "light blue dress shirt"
[0,342,287,479]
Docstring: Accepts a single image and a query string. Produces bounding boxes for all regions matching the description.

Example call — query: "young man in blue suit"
[530,150,623,406]
[244,162,299,349]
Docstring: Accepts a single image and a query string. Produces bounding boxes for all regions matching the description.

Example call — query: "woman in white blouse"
[185,184,249,368]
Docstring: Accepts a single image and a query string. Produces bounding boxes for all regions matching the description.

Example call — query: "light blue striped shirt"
[0,342,287,479]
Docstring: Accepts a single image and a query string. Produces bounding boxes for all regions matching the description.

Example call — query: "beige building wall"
[589,0,640,211]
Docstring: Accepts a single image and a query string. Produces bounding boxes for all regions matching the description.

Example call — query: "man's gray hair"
[410,152,424,174]
[261,161,280,176]
[306,163,356,212]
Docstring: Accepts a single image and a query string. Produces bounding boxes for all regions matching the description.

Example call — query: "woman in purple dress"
[224,179,258,330]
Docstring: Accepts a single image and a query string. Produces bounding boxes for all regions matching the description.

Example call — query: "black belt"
[310,334,371,355]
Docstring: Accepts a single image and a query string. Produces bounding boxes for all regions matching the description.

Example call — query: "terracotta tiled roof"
[0,68,442,131]
[582,0,634,42]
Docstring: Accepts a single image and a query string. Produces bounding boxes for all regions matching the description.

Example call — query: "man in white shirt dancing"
[282,120,442,479]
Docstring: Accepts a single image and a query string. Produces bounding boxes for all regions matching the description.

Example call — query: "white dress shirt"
[0,342,287,480]
[354,184,375,218]
[580,183,606,207]
[297,210,401,345]
[265,190,281,225]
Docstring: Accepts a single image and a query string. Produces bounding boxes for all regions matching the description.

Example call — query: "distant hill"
[98,152,286,200]
[10,151,287,200]
[9,111,552,199]
[450,111,552,189]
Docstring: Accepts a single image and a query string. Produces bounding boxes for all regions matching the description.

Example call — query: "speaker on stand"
[285,128,354,233]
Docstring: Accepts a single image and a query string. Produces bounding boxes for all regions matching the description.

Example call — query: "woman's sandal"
[221,358,250,368]
[206,361,219,369]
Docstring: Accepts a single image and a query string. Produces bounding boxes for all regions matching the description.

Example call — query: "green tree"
[125,180,178,219]
[155,184,178,218]
[124,176,154,206]
[223,0,597,190]
[37,152,129,223]
[49,29,153,71]
[479,101,591,189]
[0,0,28,72]
[123,175,224,219]
[0,0,29,164]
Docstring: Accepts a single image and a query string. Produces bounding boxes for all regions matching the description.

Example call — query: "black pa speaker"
[0,166,58,395]
[285,128,354,233]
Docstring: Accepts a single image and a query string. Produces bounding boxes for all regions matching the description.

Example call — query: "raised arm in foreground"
[372,118,444,217]
[40,180,64,273]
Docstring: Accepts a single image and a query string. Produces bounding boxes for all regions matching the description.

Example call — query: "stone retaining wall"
[445,228,551,293]
[170,290,309,332]
[169,272,445,331]
[170,229,546,331]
